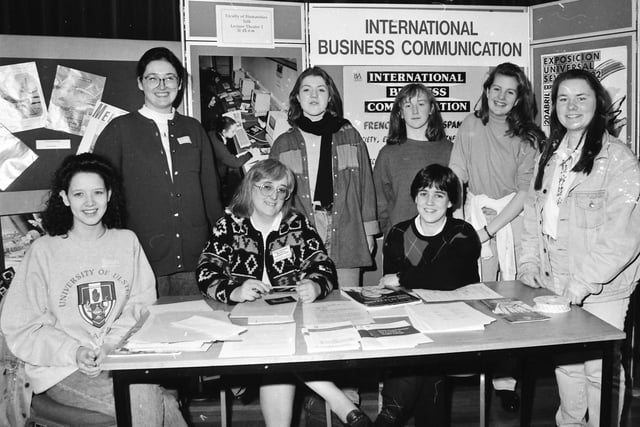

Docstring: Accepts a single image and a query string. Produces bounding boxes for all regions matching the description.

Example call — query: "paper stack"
[219,323,296,358]
[407,302,496,333]
[302,322,361,353]
[356,320,432,350]
[230,297,297,324]
[119,300,246,354]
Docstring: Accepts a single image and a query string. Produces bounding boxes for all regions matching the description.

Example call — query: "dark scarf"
[296,113,346,208]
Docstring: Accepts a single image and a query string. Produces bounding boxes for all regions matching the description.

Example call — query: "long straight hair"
[287,66,343,126]
[387,83,446,144]
[534,69,611,190]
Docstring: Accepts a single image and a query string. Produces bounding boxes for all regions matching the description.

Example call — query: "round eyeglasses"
[143,74,180,89]
[254,183,291,200]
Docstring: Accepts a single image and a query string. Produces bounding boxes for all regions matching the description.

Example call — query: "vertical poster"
[540,46,628,143]
[342,66,498,165]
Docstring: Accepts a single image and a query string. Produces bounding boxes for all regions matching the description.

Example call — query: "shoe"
[496,389,520,412]
[345,408,372,427]
[373,405,400,427]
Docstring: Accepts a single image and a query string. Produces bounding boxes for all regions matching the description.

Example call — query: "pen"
[271,285,297,290]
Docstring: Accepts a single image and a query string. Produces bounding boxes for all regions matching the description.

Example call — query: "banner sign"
[343,65,495,165]
[309,5,529,67]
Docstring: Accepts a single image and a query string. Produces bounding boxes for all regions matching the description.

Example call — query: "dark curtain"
[0,0,181,41]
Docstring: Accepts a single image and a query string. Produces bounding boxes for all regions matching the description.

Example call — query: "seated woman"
[0,153,187,426]
[197,158,371,427]
[375,164,481,427]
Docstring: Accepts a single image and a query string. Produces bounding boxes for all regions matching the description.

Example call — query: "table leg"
[600,341,614,427]
[113,371,132,427]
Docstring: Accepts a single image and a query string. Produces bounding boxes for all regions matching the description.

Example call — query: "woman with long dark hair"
[270,66,379,287]
[1,153,187,426]
[520,69,640,425]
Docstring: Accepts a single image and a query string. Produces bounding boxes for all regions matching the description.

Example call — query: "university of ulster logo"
[77,281,115,328]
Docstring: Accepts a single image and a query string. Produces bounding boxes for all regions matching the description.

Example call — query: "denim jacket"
[519,134,640,302]
[270,124,379,269]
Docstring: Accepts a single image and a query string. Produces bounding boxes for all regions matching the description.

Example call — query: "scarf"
[296,113,346,208]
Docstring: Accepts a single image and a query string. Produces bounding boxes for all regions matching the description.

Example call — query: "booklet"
[356,320,432,350]
[341,287,421,310]
[481,298,550,323]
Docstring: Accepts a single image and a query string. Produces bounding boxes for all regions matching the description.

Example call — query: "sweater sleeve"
[198,123,224,224]
[103,234,157,347]
[0,245,80,368]
[354,130,380,236]
[449,118,471,185]
[382,225,405,275]
[449,222,481,286]
[93,117,124,170]
[196,216,242,304]
[373,148,392,236]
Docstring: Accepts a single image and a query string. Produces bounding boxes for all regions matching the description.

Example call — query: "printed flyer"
[0,61,47,132]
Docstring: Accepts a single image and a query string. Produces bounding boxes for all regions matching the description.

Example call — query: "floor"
[185,364,640,426]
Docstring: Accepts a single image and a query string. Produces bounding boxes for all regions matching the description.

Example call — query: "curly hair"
[534,69,612,190]
[476,62,545,149]
[287,66,343,125]
[229,159,295,219]
[387,83,446,144]
[42,153,126,236]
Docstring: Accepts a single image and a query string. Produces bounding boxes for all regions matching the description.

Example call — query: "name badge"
[177,136,192,145]
[272,246,292,263]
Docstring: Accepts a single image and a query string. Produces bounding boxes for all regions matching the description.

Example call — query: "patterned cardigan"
[197,210,337,304]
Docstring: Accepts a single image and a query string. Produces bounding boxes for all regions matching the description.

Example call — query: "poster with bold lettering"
[343,66,492,165]
[540,46,628,144]
[309,5,529,67]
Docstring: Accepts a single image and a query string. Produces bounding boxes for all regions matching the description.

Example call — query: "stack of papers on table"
[219,323,296,357]
[230,297,297,324]
[120,300,246,354]
[413,283,503,303]
[302,322,361,353]
[407,302,496,333]
[341,287,421,311]
[357,320,432,350]
[302,300,373,326]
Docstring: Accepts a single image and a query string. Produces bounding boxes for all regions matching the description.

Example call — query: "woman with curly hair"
[0,153,187,426]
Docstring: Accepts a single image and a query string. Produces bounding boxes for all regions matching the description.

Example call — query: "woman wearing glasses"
[197,159,372,427]
[94,47,222,297]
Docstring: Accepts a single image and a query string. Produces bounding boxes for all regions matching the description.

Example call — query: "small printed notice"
[216,5,275,48]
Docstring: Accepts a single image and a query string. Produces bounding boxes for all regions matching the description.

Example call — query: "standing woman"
[373,83,451,236]
[270,66,379,287]
[449,62,545,282]
[94,47,223,297]
[519,69,640,426]
[0,153,187,426]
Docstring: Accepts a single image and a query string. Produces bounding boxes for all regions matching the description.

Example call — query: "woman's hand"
[564,282,591,306]
[379,274,400,289]
[296,278,321,303]
[476,227,492,244]
[518,271,543,288]
[230,279,271,302]
[76,346,102,378]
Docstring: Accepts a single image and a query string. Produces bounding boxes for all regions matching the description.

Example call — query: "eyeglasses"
[254,183,291,200]
[143,74,180,89]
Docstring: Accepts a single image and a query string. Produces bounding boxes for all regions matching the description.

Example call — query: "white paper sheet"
[302,300,373,326]
[407,302,496,333]
[413,283,503,303]
[219,323,296,358]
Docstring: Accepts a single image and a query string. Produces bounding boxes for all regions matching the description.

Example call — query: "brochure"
[341,287,421,310]
[481,298,551,323]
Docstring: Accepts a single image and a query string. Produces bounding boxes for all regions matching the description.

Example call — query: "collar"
[139,105,175,122]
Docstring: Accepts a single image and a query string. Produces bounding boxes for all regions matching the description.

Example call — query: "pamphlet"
[481,298,550,323]
[341,287,421,310]
[357,320,432,350]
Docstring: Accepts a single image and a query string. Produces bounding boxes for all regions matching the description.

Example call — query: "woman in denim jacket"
[519,69,640,426]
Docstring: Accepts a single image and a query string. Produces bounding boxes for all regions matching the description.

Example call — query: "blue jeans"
[46,370,187,427]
